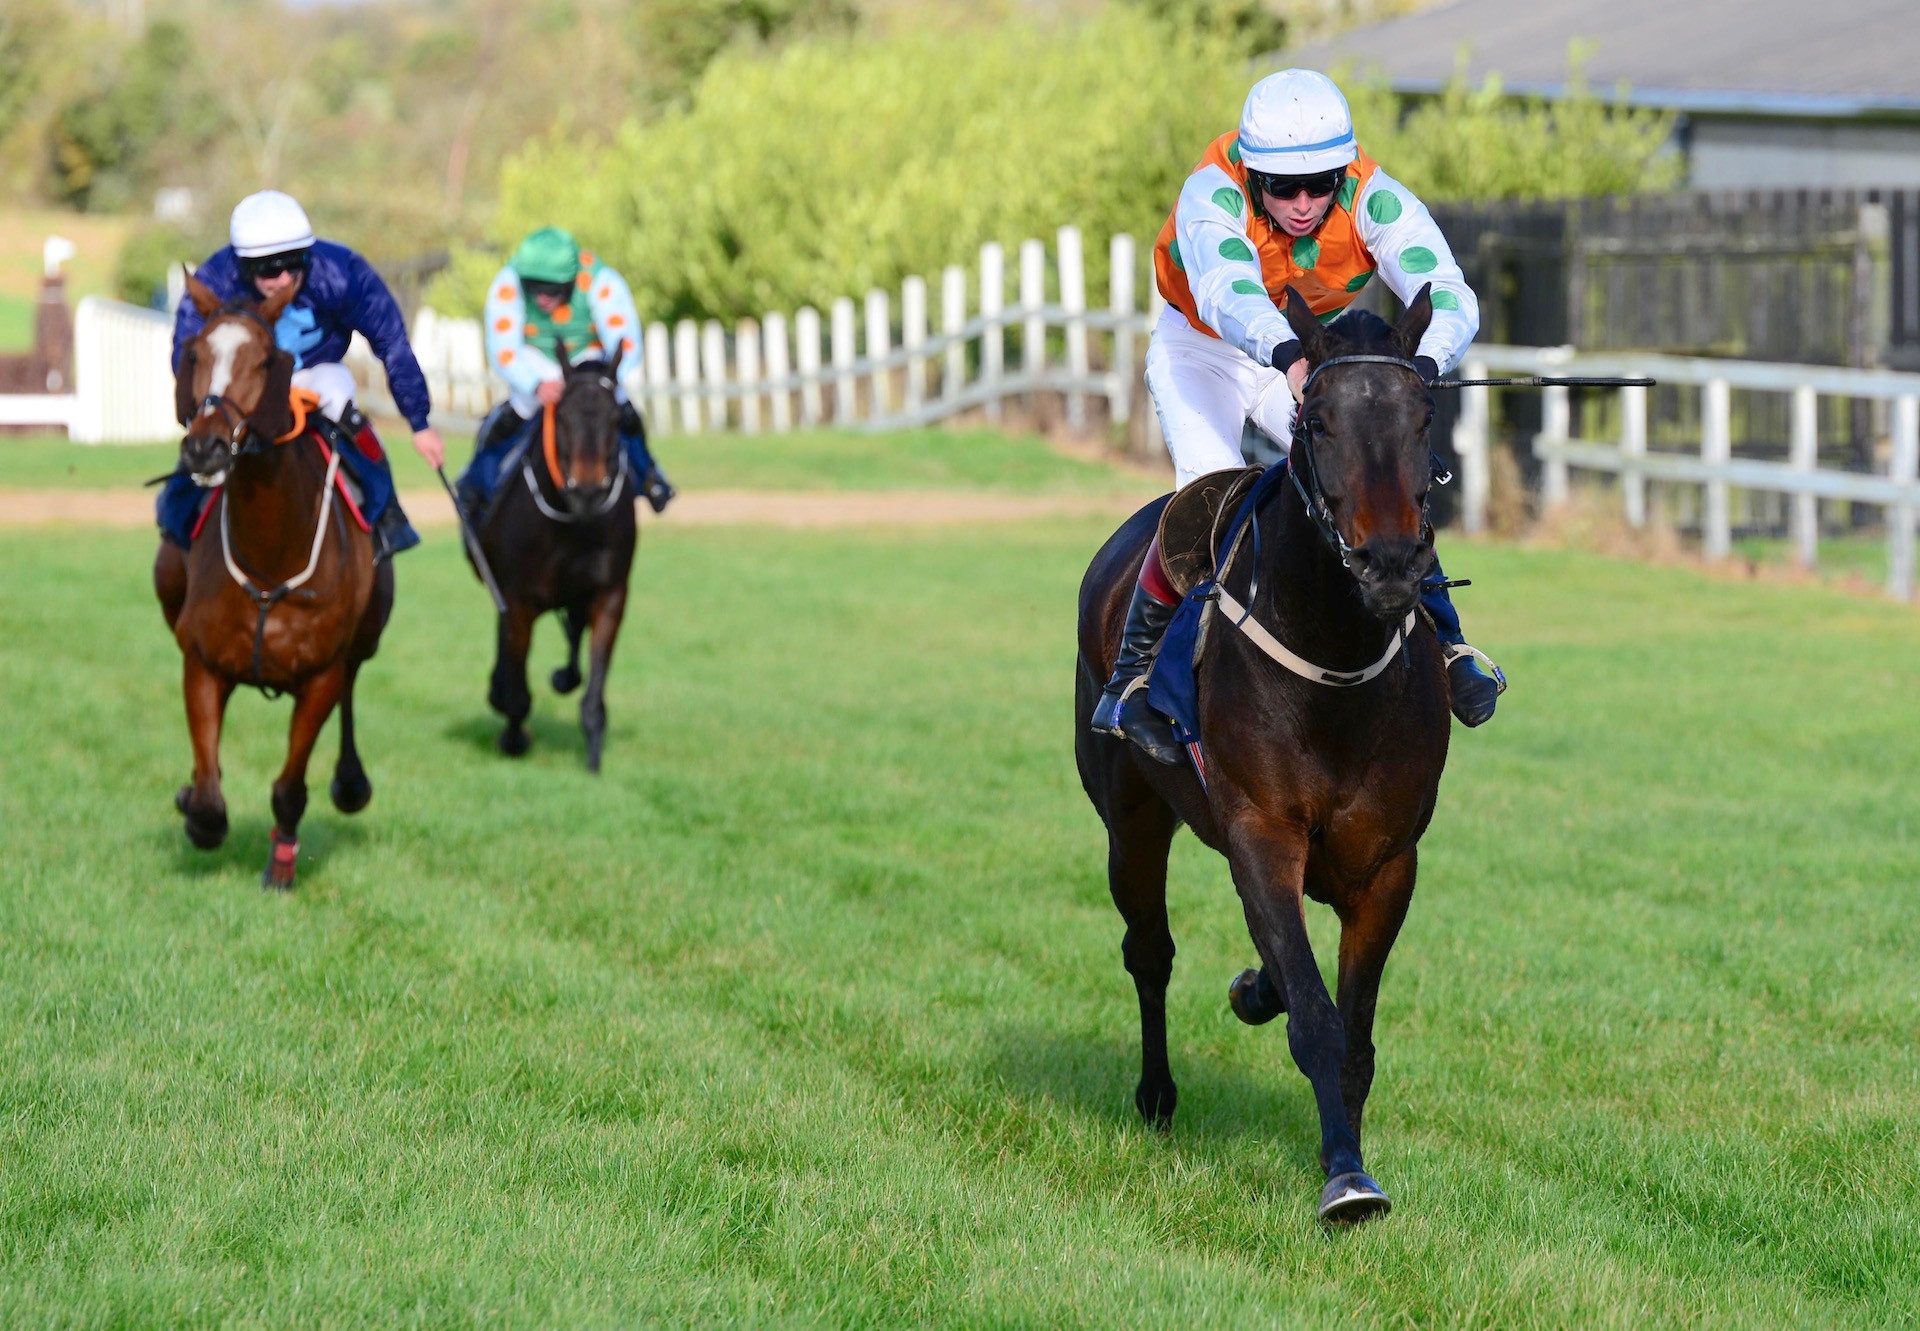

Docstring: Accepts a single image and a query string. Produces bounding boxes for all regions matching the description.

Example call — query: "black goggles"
[522,278,575,302]
[1252,168,1347,202]
[239,248,310,280]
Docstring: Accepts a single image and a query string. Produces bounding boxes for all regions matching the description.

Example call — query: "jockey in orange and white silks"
[1090,70,1504,762]
[458,227,674,516]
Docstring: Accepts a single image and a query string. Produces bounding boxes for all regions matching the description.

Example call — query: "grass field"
[2,432,1918,1326]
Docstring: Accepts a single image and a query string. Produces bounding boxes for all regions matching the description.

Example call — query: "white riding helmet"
[229,190,315,258]
[1238,69,1358,176]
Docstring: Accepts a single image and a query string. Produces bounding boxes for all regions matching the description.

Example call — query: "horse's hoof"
[330,770,373,814]
[176,786,228,850]
[261,831,298,892]
[1318,1172,1391,1225]
[1134,1077,1178,1131]
[1228,968,1283,1026]
[498,727,531,757]
[551,665,582,694]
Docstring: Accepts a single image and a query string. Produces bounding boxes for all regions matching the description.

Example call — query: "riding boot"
[1090,544,1185,765]
[320,408,419,560]
[617,400,675,513]
[1421,566,1505,727]
[459,403,527,520]
[155,470,205,548]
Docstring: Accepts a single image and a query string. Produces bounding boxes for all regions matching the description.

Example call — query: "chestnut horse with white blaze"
[1076,288,1452,1223]
[153,270,394,889]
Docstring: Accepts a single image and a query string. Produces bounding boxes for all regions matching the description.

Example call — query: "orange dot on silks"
[554,304,572,322]
[607,314,625,328]
[576,272,591,290]
[498,349,514,365]
[599,287,612,302]
[497,285,514,300]
[495,317,511,332]
[525,323,539,337]
[580,251,594,266]
[622,337,636,353]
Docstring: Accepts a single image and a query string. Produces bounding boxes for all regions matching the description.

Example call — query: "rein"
[219,442,342,695]
[523,383,627,524]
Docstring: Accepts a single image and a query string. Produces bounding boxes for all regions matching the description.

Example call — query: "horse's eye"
[1307,415,1326,436]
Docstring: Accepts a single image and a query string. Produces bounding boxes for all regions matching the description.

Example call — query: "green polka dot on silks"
[1366,189,1403,225]
[1211,187,1244,219]
[1399,247,1438,275]
[1217,238,1255,263]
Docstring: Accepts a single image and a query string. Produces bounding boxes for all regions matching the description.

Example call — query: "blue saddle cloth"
[1146,460,1292,753]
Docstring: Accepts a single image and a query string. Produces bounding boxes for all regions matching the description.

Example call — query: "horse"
[469,345,637,772]
[153,270,394,890]
[1074,287,1452,1224]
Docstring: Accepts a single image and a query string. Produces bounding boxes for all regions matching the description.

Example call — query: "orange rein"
[541,401,565,490]
[274,386,323,444]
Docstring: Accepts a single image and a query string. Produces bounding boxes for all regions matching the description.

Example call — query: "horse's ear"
[174,348,198,426]
[1280,286,1327,364]
[605,337,622,378]
[1392,283,1434,362]
[256,277,300,325]
[183,266,221,317]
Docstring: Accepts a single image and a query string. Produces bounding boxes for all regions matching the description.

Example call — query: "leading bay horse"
[470,345,636,772]
[1075,287,1450,1223]
[154,270,394,889]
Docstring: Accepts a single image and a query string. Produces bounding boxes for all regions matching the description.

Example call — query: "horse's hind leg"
[176,654,234,850]
[332,563,392,815]
[551,604,587,694]
[579,586,628,774]
[265,663,346,891]
[1104,772,1181,1129]
[488,602,537,757]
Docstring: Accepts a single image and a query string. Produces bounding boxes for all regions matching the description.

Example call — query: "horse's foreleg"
[154,541,187,630]
[330,658,373,814]
[265,664,346,891]
[1333,849,1416,1156]
[489,603,536,757]
[579,586,627,774]
[176,653,234,850]
[1107,787,1181,1128]
[1229,819,1387,1222]
[552,604,588,695]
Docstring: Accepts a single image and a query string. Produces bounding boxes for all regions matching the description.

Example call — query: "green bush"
[437,20,1677,321]
[113,220,218,309]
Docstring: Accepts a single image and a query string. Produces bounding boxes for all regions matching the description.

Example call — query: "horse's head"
[1281,285,1437,620]
[550,340,625,518]
[173,267,300,486]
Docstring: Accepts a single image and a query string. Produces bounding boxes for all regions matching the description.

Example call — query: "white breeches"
[1145,306,1298,487]
[292,363,357,423]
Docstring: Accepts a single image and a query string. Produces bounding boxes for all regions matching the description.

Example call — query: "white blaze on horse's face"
[202,322,253,410]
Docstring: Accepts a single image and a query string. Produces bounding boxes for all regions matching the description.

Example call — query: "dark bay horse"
[1075,288,1450,1223]
[470,347,637,772]
[154,270,394,889]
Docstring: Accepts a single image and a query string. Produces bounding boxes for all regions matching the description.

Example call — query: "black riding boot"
[1090,580,1184,765]
[1442,646,1505,727]
[617,401,676,513]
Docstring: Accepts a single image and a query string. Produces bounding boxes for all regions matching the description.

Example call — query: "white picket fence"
[1454,345,1920,600]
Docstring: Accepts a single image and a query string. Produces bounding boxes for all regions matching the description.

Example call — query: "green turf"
[1,509,1917,1325]
[0,427,1152,496]
[0,291,32,352]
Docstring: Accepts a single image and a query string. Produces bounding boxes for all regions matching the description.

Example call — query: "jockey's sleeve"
[482,267,561,397]
[1173,163,1292,365]
[345,252,433,430]
[1354,170,1480,375]
[584,266,643,375]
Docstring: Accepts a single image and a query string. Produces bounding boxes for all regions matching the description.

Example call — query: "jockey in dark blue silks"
[457,227,674,518]
[159,189,445,560]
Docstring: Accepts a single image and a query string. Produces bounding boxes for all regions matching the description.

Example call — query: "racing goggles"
[238,248,311,281]
[522,277,575,302]
[1251,167,1347,202]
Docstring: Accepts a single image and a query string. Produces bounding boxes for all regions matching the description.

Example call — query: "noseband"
[525,373,627,523]
[185,306,283,467]
[1287,353,1435,569]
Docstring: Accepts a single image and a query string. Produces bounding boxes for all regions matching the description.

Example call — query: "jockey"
[159,190,441,560]
[1092,68,1506,763]
[458,227,674,517]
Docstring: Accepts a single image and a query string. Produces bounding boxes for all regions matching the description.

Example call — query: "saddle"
[1155,466,1262,598]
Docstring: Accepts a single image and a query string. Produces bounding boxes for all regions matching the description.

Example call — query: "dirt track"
[0,486,1155,531]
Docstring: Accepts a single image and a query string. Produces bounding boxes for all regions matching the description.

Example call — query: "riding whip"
[435,465,507,615]
[1432,376,1657,389]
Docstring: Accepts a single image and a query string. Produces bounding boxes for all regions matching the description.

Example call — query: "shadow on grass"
[162,810,370,885]
[441,711,585,761]
[984,1022,1321,1153]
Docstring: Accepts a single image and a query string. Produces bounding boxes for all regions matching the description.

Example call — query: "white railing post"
[736,318,762,434]
[1108,233,1136,428]
[644,322,674,436]
[1020,238,1046,407]
[1888,394,1919,600]
[903,275,927,414]
[941,266,966,408]
[1541,383,1571,507]
[1702,377,1732,560]
[864,287,892,417]
[795,306,823,426]
[1454,363,1491,534]
[1789,385,1819,568]
[673,319,701,434]
[830,297,857,422]
[764,312,792,433]
[980,242,1005,423]
[701,320,728,432]
[1058,226,1088,431]
[1621,383,1648,527]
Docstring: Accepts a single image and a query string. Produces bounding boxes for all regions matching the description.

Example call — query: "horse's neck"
[1243,478,1395,670]
[224,444,324,579]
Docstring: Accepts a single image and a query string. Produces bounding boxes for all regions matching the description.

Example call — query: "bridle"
[1286,352,1435,571]
[183,305,282,476]
[523,370,627,523]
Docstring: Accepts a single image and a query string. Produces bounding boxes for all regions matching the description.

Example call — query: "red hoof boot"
[262,830,299,891]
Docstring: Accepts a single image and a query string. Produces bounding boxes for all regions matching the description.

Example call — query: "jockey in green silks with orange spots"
[458,226,674,516]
